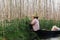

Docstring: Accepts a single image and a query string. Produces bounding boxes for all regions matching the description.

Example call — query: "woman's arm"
[31,19,36,25]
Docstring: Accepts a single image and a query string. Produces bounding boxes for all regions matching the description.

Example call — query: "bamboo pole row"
[0,0,60,20]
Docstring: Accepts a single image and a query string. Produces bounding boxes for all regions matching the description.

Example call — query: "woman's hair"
[34,16,38,19]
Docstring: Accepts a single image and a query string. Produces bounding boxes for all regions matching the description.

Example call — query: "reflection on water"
[50,37,60,40]
[40,37,60,40]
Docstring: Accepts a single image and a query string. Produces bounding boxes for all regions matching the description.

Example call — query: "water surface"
[40,37,60,40]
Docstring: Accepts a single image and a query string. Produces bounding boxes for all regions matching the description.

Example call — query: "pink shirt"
[31,19,40,31]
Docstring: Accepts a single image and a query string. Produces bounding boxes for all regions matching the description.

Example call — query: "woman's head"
[32,15,38,19]
[31,14,39,20]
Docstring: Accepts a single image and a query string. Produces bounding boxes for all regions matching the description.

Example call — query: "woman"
[31,15,40,31]
[31,15,40,39]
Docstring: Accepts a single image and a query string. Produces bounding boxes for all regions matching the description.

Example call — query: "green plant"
[0,17,60,40]
[4,17,32,40]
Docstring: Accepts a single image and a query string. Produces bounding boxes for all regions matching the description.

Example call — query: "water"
[40,37,60,40]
